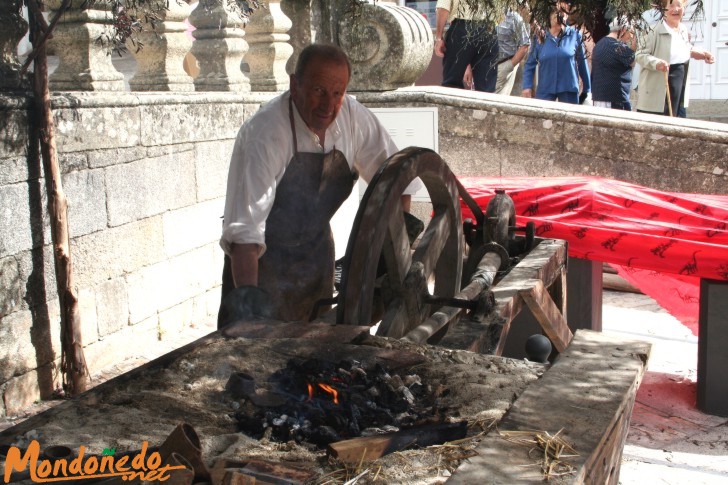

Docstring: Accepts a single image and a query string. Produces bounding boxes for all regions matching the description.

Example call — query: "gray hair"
[609,16,633,33]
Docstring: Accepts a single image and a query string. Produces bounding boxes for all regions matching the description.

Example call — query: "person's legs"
[535,91,558,101]
[471,31,499,92]
[495,60,518,95]
[442,21,474,89]
[556,91,579,104]
[664,63,686,116]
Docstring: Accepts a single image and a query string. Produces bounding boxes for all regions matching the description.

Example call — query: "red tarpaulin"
[459,176,728,336]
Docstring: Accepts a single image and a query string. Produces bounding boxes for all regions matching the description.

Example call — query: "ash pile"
[230,358,444,447]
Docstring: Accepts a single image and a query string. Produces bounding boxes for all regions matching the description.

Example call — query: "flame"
[317,383,339,405]
[307,383,314,401]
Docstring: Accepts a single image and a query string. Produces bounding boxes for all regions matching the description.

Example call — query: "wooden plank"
[327,421,467,463]
[447,330,651,484]
[518,279,573,353]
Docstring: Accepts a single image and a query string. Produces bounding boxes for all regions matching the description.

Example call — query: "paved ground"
[2,290,727,483]
[602,290,728,484]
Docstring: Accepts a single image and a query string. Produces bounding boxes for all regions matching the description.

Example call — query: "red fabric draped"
[459,176,728,336]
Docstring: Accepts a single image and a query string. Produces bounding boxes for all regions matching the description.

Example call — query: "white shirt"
[665,21,691,64]
[220,91,418,256]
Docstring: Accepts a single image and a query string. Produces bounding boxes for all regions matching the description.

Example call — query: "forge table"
[0,323,649,485]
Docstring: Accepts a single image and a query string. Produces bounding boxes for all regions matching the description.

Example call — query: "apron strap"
[288,95,298,155]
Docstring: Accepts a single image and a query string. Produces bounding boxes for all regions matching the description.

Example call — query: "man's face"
[290,58,350,137]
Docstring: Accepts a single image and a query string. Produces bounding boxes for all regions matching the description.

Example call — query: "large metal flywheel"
[336,147,463,339]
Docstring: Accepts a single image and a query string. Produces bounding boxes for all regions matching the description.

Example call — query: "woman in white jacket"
[636,0,714,116]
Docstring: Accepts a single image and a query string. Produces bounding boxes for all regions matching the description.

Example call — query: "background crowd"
[434,0,715,118]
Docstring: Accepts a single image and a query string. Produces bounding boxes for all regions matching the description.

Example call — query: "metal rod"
[402,252,502,343]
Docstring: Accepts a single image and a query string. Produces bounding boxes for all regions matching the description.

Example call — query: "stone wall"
[358,87,728,197]
[2,86,727,417]
[0,91,274,416]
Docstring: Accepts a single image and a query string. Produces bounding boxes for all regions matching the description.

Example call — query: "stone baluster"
[337,2,433,91]
[244,0,293,92]
[126,0,194,91]
[280,0,311,75]
[46,0,125,91]
[0,1,29,91]
[189,0,249,92]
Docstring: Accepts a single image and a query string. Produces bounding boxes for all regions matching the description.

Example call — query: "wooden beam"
[327,421,467,463]
[518,279,573,353]
[448,330,651,484]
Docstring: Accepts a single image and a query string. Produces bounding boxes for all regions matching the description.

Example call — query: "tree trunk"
[29,0,89,396]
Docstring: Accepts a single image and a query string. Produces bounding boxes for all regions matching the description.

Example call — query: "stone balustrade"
[1,0,433,93]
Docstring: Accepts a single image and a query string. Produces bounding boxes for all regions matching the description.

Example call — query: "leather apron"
[221,97,357,322]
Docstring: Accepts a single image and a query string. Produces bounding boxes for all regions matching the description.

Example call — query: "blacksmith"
[218,44,419,327]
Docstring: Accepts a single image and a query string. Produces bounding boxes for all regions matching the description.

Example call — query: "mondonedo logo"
[3,440,186,483]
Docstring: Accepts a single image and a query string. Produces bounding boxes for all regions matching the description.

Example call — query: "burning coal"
[231,358,443,447]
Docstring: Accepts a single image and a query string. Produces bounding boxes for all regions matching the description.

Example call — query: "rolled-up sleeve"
[220,115,289,256]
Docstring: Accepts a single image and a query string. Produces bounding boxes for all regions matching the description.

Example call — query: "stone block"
[88,146,147,169]
[59,152,88,174]
[158,300,194,340]
[0,157,29,185]
[0,309,41,383]
[105,151,196,227]
[16,246,59,313]
[53,105,141,153]
[64,169,107,238]
[96,278,128,337]
[72,216,165,288]
[162,198,224,257]
[0,183,33,257]
[76,286,99,346]
[0,105,29,159]
[145,143,195,160]
[195,140,233,202]
[139,102,250,146]
[496,112,564,149]
[3,369,41,416]
[0,255,23,318]
[126,260,171,324]
[439,134,502,177]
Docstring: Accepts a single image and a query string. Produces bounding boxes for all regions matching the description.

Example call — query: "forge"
[0,149,650,484]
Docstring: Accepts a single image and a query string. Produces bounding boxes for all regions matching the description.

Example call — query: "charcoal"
[232,358,441,449]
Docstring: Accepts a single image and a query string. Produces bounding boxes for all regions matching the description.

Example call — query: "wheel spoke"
[412,208,451,279]
[381,209,412,290]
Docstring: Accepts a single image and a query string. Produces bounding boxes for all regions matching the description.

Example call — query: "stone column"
[0,1,29,91]
[127,0,194,91]
[338,2,433,91]
[46,0,125,91]
[189,0,250,92]
[244,0,293,92]
[281,0,311,75]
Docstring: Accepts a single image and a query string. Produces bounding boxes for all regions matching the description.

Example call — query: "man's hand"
[230,243,260,287]
[218,285,272,327]
[656,60,669,72]
[522,88,533,98]
[463,65,473,89]
[435,38,446,57]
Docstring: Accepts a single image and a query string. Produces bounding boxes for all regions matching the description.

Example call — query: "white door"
[711,0,728,98]
[684,0,728,99]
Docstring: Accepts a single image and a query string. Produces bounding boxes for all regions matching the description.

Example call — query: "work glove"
[218,285,273,327]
